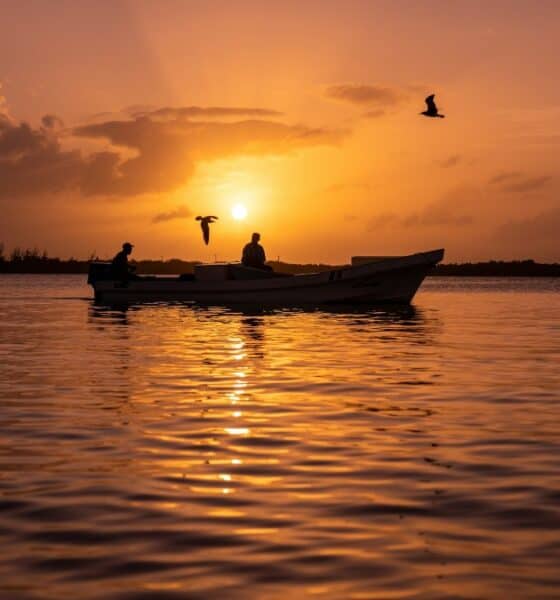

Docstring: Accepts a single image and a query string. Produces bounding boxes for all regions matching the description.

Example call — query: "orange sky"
[1,0,559,263]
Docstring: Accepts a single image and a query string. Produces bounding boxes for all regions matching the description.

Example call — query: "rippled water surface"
[1,275,560,600]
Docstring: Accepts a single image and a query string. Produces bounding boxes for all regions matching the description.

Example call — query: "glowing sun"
[231,203,248,220]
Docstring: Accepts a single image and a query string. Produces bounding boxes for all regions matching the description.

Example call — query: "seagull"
[195,215,218,245]
[420,94,445,118]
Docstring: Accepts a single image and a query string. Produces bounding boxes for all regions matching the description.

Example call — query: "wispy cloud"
[490,172,552,193]
[152,205,192,223]
[438,154,462,168]
[493,208,560,259]
[363,109,386,119]
[502,176,552,193]
[489,171,520,185]
[369,210,473,229]
[325,84,406,107]
[127,105,284,120]
[368,196,474,230]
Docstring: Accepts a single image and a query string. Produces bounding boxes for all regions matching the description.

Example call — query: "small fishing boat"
[88,248,444,305]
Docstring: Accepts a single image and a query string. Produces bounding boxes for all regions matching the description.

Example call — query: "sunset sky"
[1,0,559,263]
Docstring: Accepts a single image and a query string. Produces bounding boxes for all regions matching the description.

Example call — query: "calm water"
[1,275,559,600]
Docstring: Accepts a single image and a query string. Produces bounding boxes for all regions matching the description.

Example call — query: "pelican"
[195,215,218,245]
[420,94,445,118]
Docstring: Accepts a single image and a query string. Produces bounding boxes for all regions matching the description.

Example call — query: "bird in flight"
[420,94,445,118]
[196,215,218,245]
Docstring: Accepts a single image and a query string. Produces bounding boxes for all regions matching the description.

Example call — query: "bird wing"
[425,94,437,111]
[195,216,202,221]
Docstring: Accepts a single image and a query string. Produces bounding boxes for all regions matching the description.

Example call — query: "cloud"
[489,171,552,193]
[502,176,552,193]
[369,211,473,229]
[493,209,560,260]
[41,114,64,129]
[325,83,422,120]
[128,105,283,120]
[72,116,343,196]
[84,105,279,124]
[325,84,406,107]
[415,203,473,226]
[363,109,386,119]
[497,209,560,241]
[0,106,345,200]
[489,171,520,185]
[368,197,474,231]
[152,205,192,223]
[438,154,462,168]
[0,114,85,197]
[0,82,7,114]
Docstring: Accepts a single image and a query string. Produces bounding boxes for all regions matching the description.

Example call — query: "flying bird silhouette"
[195,215,218,245]
[420,94,445,118]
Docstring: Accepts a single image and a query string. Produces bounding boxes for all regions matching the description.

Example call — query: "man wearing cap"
[111,242,136,280]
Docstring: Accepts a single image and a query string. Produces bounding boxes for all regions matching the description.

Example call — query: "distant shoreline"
[1,256,559,276]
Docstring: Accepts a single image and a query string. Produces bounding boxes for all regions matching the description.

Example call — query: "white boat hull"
[89,249,444,306]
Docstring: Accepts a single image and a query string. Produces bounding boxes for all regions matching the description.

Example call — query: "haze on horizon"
[1,0,559,263]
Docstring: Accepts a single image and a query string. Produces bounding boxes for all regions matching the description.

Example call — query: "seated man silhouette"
[241,232,272,271]
[111,242,137,280]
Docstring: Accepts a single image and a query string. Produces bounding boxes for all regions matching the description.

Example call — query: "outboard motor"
[87,262,114,285]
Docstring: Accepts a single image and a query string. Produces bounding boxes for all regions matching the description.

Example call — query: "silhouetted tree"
[11,247,23,262]
[23,247,41,262]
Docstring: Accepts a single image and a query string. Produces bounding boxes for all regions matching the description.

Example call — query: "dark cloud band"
[0,107,345,200]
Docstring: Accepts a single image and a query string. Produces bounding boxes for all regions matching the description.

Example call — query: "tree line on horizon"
[0,243,199,274]
[1,243,559,276]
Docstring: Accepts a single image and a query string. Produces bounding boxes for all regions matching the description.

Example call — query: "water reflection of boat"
[88,249,444,306]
